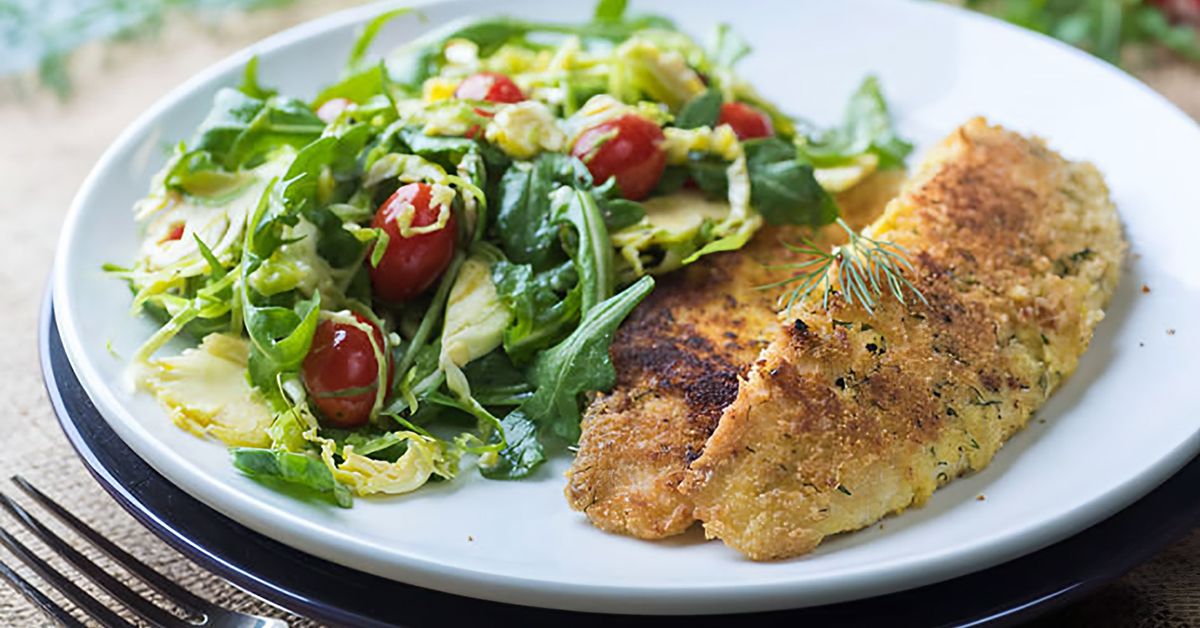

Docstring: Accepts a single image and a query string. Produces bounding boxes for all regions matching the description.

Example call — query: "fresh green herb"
[482,410,546,479]
[744,137,839,226]
[710,22,752,68]
[764,218,927,315]
[231,448,353,508]
[680,137,838,227]
[346,8,413,72]
[495,153,644,268]
[593,0,628,22]
[797,75,912,169]
[487,191,655,476]
[191,88,324,169]
[519,273,655,443]
[238,56,277,100]
[675,89,724,129]
[493,260,581,361]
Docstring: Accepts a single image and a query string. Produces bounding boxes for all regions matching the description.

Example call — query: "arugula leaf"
[190,89,265,161]
[552,188,614,315]
[462,349,533,406]
[346,8,412,72]
[710,22,751,68]
[796,75,912,169]
[599,196,648,231]
[224,97,327,169]
[239,161,328,395]
[521,275,655,442]
[680,138,835,226]
[231,448,353,508]
[676,89,723,129]
[270,132,371,269]
[313,65,388,108]
[495,154,644,268]
[684,155,731,198]
[493,260,581,362]
[238,56,277,100]
[593,0,628,22]
[743,137,838,226]
[191,88,324,170]
[163,148,250,198]
[244,292,321,393]
[493,187,619,362]
[481,410,545,479]
[397,127,482,169]
[494,156,573,268]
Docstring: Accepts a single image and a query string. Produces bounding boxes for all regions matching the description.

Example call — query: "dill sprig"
[761,218,927,315]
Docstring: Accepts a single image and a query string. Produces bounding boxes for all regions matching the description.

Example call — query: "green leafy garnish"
[796,75,912,169]
[744,137,839,226]
[764,219,926,315]
[231,448,353,508]
[676,89,724,129]
[521,273,654,443]
[191,88,324,169]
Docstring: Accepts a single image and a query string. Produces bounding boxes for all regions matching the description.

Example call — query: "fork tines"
[0,476,289,628]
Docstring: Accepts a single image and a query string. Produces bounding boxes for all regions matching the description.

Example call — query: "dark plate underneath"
[38,296,1200,627]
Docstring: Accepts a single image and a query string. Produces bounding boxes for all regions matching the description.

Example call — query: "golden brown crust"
[563,173,903,539]
[680,118,1125,560]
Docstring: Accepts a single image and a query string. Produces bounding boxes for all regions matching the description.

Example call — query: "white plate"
[53,0,1200,615]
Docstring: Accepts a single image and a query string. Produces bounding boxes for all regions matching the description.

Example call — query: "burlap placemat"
[0,4,1195,626]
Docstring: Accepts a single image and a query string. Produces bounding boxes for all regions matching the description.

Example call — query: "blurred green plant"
[964,0,1200,63]
[0,0,293,98]
[2,0,1198,99]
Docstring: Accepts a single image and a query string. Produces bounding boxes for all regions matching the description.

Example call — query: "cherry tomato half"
[161,223,185,243]
[571,114,666,201]
[454,72,525,104]
[316,97,353,123]
[717,102,774,140]
[302,314,387,428]
[369,183,458,303]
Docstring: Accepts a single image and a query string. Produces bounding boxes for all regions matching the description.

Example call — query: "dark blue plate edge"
[37,287,1200,627]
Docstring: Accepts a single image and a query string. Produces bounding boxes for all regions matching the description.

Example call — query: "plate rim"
[50,0,1200,615]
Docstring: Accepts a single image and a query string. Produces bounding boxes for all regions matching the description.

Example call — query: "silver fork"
[0,475,289,628]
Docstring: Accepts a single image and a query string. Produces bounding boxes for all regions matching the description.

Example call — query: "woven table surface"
[0,3,1196,626]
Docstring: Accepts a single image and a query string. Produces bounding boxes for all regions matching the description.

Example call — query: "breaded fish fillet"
[680,119,1125,560]
[564,171,905,539]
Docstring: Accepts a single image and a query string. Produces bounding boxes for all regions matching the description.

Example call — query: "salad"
[110,0,910,507]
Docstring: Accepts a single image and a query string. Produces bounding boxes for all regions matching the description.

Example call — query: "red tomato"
[161,223,185,243]
[302,314,387,428]
[717,102,774,140]
[369,183,457,302]
[454,72,525,104]
[571,114,666,201]
[316,98,353,123]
